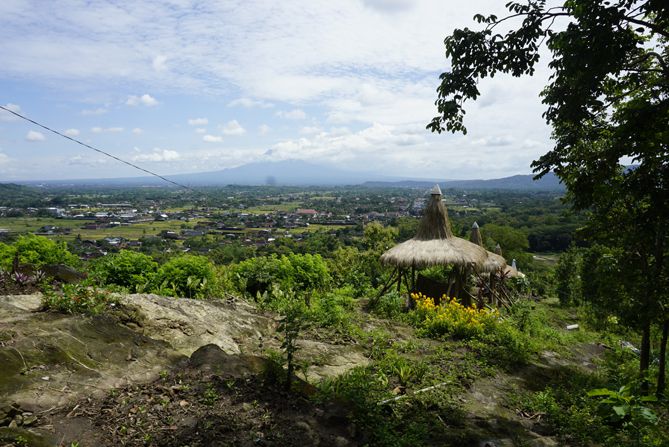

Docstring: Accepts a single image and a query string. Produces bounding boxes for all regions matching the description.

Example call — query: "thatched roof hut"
[470,222,507,271]
[470,221,483,246]
[381,185,489,269]
[494,244,524,278]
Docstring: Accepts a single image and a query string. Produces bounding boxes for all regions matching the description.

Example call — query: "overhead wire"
[0,104,195,192]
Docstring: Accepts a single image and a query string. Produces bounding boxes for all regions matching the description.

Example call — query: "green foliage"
[42,282,119,315]
[277,295,306,391]
[587,385,658,428]
[427,0,669,389]
[0,234,78,270]
[231,253,330,298]
[327,246,367,293]
[368,290,406,320]
[153,254,215,299]
[556,246,583,305]
[90,250,157,292]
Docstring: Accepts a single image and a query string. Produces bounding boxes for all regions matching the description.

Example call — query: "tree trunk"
[640,320,651,394]
[657,319,669,397]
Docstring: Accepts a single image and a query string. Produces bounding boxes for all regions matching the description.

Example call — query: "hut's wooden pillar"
[396,267,403,292]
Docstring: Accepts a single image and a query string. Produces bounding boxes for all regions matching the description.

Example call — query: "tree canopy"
[429,0,668,393]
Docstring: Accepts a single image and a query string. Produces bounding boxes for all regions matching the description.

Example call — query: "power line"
[0,104,194,192]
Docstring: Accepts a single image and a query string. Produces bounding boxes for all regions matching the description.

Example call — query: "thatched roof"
[470,222,482,246]
[381,185,489,269]
[415,184,452,240]
[469,221,506,272]
[381,237,490,268]
[504,264,525,278]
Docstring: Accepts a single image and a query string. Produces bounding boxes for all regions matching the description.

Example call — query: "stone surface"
[0,293,368,413]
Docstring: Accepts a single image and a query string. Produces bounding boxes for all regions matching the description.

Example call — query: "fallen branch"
[378,381,451,405]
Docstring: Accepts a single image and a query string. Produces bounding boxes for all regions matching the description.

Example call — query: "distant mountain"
[14,160,399,187]
[13,159,564,190]
[166,160,400,186]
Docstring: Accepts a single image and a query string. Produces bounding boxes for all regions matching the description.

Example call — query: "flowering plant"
[411,292,500,339]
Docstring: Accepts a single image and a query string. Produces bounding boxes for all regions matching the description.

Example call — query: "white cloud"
[195,128,206,134]
[227,97,273,109]
[220,119,245,136]
[91,126,124,133]
[203,134,223,143]
[64,128,80,137]
[132,148,180,162]
[362,0,414,13]
[81,107,107,116]
[0,152,10,165]
[132,127,143,134]
[68,154,108,166]
[0,103,21,121]
[300,126,322,135]
[259,124,270,135]
[152,54,167,72]
[126,94,158,107]
[276,108,306,120]
[188,117,208,126]
[471,135,514,147]
[26,130,45,141]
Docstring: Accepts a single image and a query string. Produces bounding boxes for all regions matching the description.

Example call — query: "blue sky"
[0,0,553,181]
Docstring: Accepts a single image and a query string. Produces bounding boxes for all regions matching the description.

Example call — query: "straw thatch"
[470,222,482,246]
[504,264,525,278]
[469,221,506,272]
[415,184,453,240]
[381,185,489,269]
[381,237,489,268]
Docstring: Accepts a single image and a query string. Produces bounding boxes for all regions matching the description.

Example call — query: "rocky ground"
[0,294,367,446]
[1,293,604,446]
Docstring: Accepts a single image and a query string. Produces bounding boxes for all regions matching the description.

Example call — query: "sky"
[0,0,555,182]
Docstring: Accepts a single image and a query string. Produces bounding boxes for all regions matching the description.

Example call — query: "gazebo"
[470,222,507,272]
[379,185,490,305]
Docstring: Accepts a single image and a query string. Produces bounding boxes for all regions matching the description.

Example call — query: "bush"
[556,246,583,305]
[410,292,500,340]
[231,253,330,298]
[42,282,119,315]
[90,250,157,292]
[153,255,215,298]
[0,234,78,270]
[369,290,406,320]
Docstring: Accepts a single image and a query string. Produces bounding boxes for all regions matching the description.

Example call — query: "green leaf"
[612,405,629,417]
[587,388,616,397]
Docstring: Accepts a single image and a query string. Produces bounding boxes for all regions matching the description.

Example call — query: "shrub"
[231,253,330,298]
[153,255,215,298]
[0,234,78,270]
[42,282,119,315]
[90,250,157,292]
[410,292,500,340]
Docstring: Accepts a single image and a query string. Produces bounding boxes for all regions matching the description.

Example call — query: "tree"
[429,1,668,394]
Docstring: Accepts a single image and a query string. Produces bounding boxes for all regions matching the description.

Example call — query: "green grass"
[0,217,208,241]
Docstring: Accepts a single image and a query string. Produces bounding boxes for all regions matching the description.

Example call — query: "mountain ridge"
[9,159,564,190]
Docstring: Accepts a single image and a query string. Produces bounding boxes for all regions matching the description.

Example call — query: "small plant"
[42,282,119,315]
[201,384,218,406]
[587,385,658,427]
[410,292,500,340]
[277,296,306,391]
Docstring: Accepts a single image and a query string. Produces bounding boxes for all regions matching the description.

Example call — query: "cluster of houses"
[1,191,487,259]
